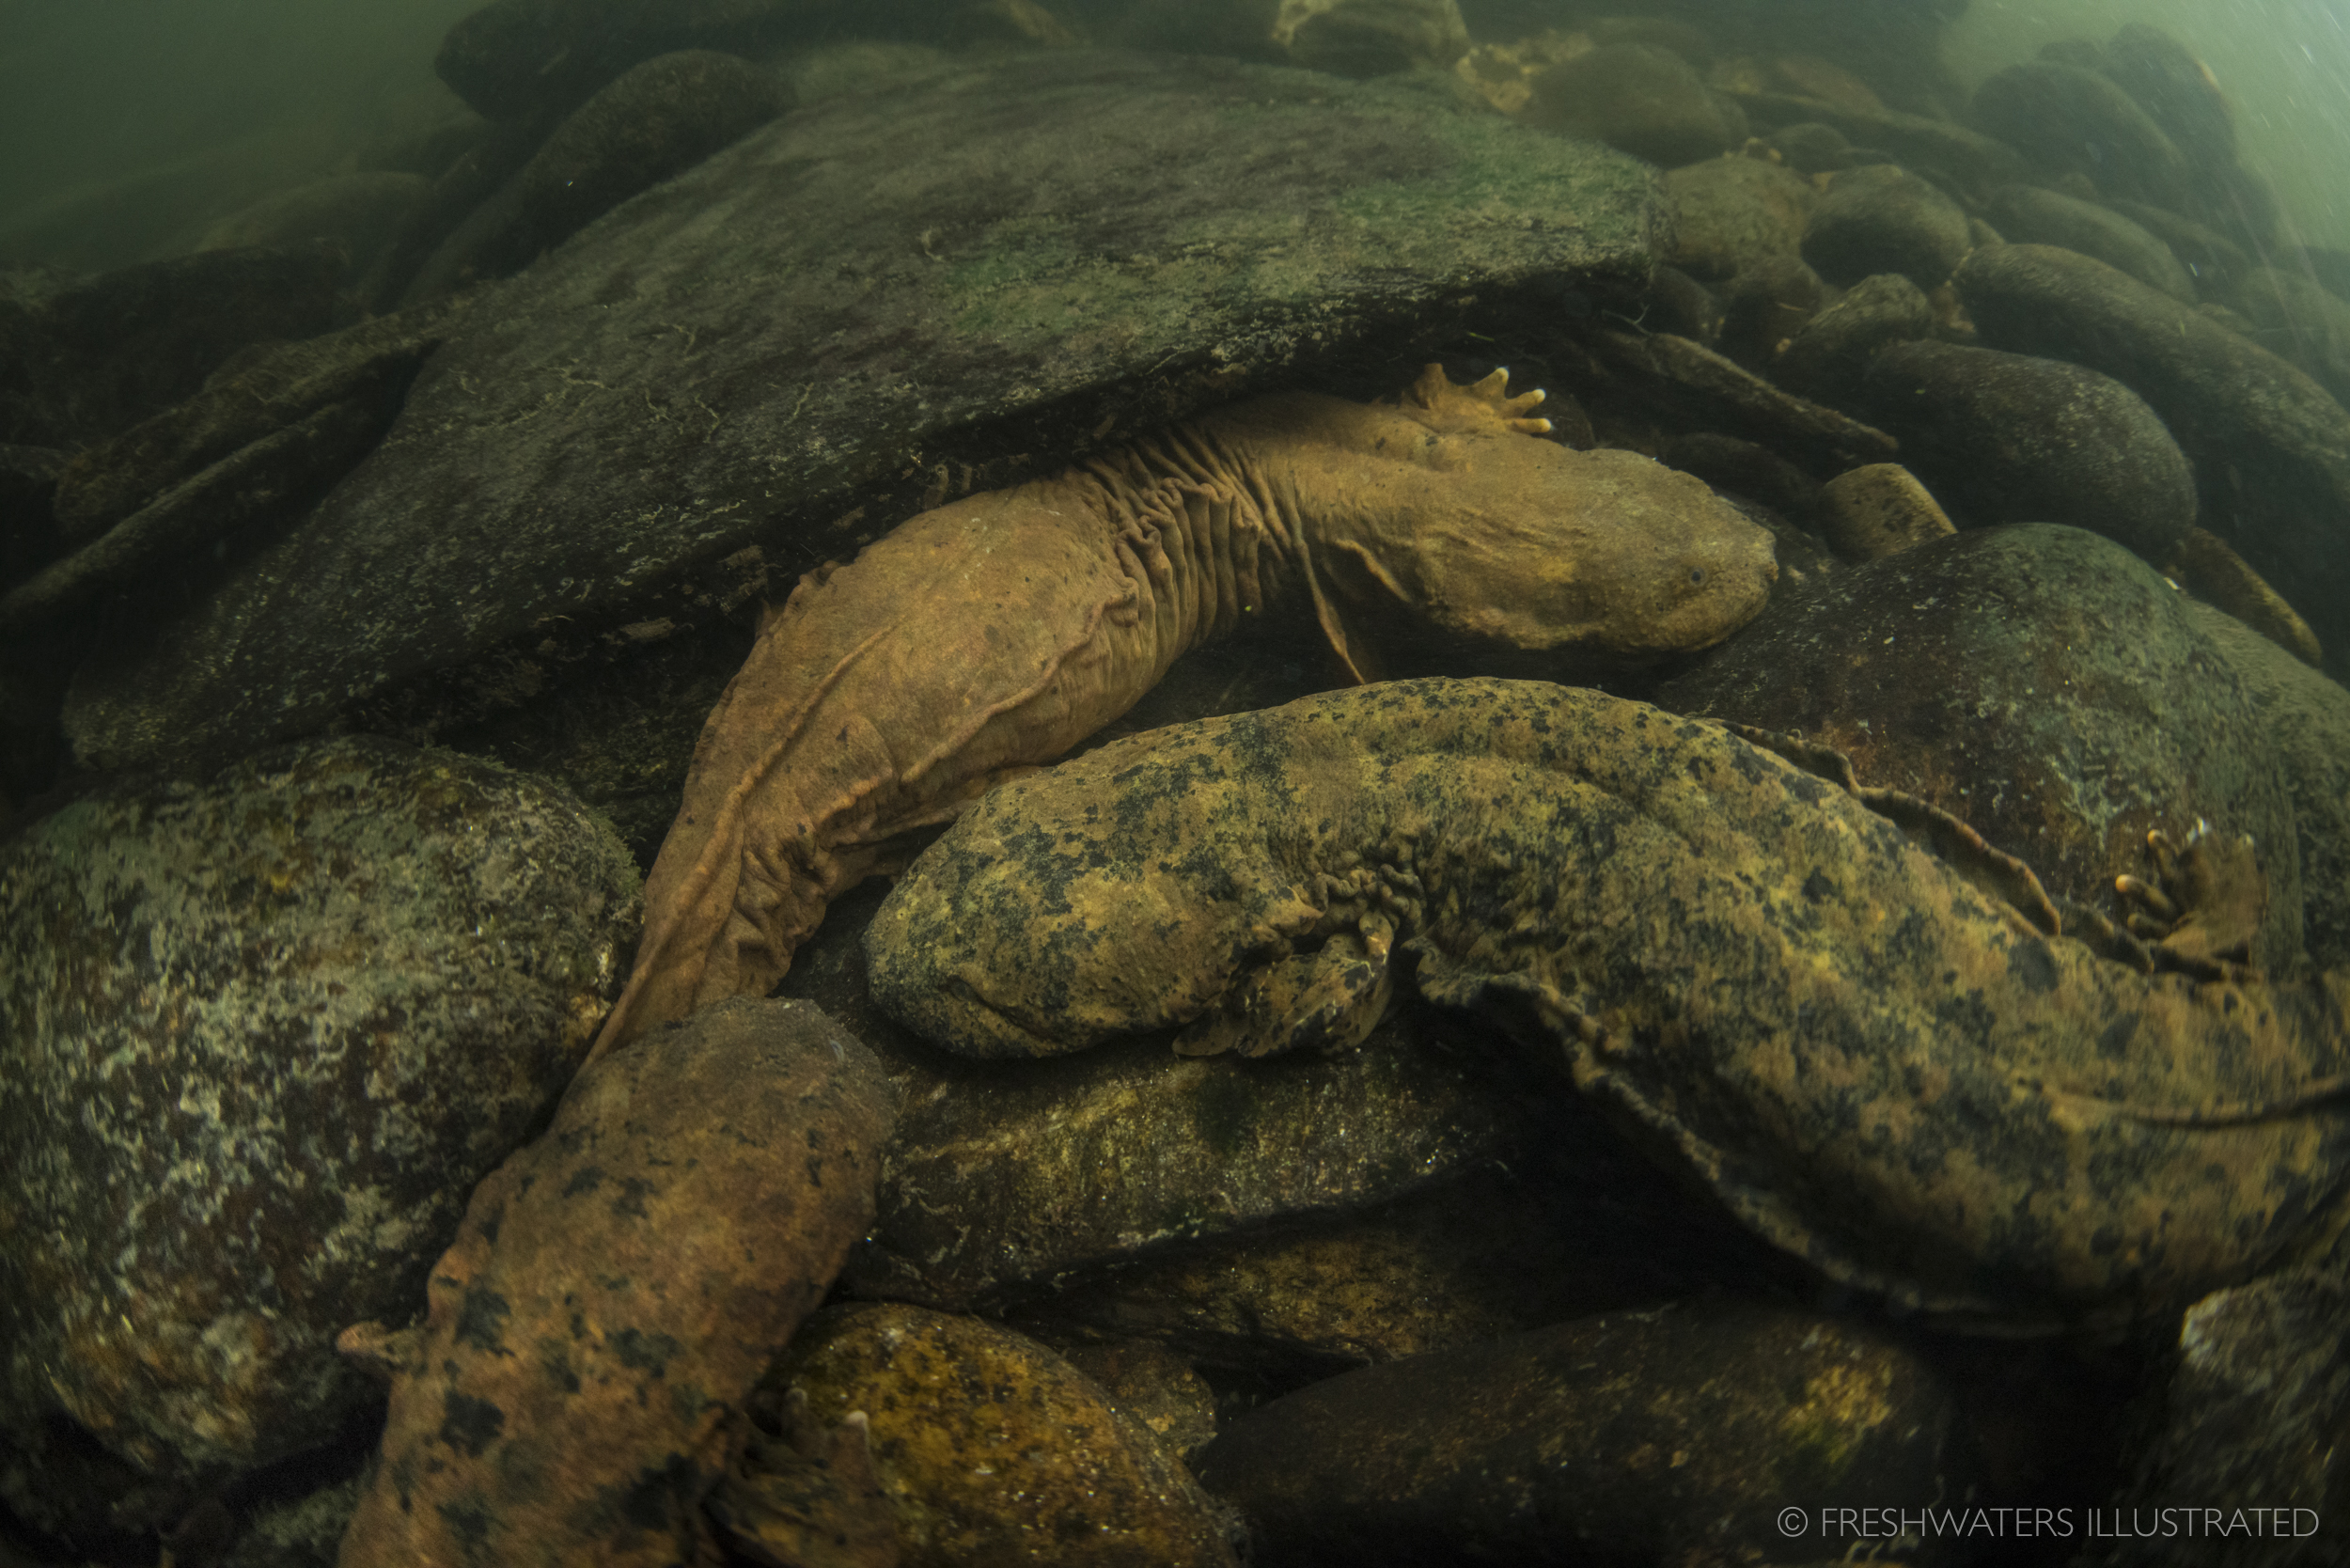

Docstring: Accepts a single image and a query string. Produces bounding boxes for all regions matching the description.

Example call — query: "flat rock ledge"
[65,49,1664,771]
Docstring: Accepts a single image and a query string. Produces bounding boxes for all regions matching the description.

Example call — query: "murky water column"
[1950,0,2350,250]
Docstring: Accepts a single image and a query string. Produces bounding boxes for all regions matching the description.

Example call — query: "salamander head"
[862,732,1318,1058]
[1227,381,1778,656]
[1401,442,1767,658]
[1350,422,1778,655]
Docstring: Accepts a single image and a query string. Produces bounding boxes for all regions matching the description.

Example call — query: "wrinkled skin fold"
[865,678,2350,1328]
[591,369,1776,1058]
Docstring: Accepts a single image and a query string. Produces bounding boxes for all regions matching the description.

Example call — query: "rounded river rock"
[1860,338,2197,562]
[744,1302,1242,1568]
[1954,242,2350,666]
[0,737,640,1540]
[1193,1301,1965,1565]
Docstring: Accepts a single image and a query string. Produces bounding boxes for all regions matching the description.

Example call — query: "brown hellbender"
[863,678,2350,1327]
[591,368,1776,1058]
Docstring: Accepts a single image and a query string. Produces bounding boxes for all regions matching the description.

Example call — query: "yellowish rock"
[1048,1340,1220,1462]
[2165,525,2324,667]
[759,1304,1241,1568]
[1820,462,1956,559]
[1453,28,1591,117]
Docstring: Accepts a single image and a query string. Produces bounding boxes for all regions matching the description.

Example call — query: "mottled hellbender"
[865,679,2350,1327]
[334,998,894,1568]
[593,368,1776,1058]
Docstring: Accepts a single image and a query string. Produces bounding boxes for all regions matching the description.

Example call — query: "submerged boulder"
[1800,163,1973,290]
[435,0,817,120]
[1966,60,2187,208]
[1983,183,2197,303]
[1954,243,2350,668]
[62,49,1666,773]
[0,244,347,451]
[1859,338,2196,562]
[1194,1302,1965,1566]
[1522,42,1743,169]
[727,1302,1242,1568]
[193,172,430,283]
[402,49,791,303]
[2111,1271,2348,1560]
[0,738,639,1543]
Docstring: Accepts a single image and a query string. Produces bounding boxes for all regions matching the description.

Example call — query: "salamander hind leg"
[2115,823,2266,980]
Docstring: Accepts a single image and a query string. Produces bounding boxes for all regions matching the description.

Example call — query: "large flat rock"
[64,50,1664,769]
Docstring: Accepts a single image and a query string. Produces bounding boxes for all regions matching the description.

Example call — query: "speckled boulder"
[2110,1270,2346,1565]
[1192,1301,1966,1566]
[731,1302,1243,1567]
[0,736,640,1543]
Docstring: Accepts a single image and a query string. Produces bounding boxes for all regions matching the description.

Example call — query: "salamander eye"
[1688,566,1707,586]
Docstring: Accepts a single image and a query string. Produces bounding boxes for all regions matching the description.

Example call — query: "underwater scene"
[3,0,2349,1563]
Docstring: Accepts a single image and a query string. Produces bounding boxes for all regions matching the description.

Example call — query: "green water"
[1950,0,2350,249]
[0,0,473,265]
[2,2,2346,263]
